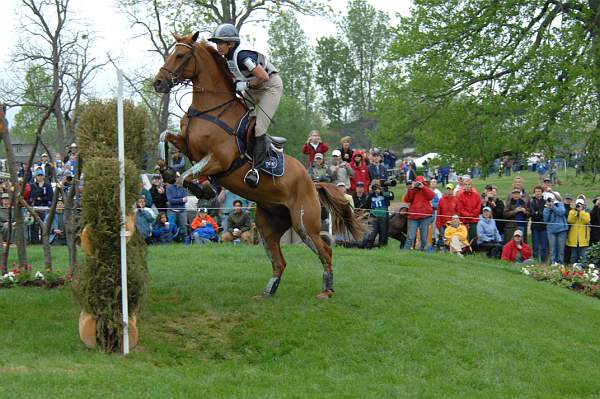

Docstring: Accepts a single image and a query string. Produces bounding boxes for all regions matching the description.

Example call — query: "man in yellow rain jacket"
[444,214,470,257]
[566,198,591,263]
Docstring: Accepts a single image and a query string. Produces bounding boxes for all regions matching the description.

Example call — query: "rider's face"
[216,42,232,56]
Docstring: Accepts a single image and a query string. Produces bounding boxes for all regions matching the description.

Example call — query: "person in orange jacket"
[190,208,219,244]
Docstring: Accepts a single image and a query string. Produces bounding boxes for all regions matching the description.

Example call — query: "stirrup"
[244,168,260,188]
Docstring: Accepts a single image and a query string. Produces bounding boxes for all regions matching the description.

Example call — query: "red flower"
[562,271,570,277]
[11,268,20,275]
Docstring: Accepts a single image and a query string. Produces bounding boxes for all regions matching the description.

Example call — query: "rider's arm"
[241,57,269,87]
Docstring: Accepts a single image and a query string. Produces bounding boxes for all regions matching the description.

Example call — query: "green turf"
[2,244,600,398]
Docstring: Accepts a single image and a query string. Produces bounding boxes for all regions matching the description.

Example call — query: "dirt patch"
[144,309,243,360]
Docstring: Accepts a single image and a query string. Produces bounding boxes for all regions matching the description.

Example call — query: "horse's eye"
[175,54,184,59]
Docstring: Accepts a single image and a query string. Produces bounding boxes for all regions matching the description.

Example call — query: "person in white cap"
[328,149,354,189]
[543,192,569,265]
[336,182,354,208]
[501,229,532,263]
[566,198,591,263]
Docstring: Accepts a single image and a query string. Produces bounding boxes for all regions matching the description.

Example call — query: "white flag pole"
[117,69,130,355]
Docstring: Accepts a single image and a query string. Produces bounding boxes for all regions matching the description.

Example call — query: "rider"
[208,23,283,188]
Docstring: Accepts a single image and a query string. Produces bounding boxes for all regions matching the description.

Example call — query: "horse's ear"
[171,32,181,41]
[191,31,199,42]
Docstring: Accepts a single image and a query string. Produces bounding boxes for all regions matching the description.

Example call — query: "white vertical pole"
[117,69,129,355]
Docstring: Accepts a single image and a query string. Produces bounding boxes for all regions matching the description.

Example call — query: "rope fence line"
[18,204,600,229]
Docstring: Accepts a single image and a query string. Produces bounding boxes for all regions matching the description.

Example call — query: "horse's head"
[154,32,200,93]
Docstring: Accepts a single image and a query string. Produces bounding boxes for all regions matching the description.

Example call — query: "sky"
[0,0,411,122]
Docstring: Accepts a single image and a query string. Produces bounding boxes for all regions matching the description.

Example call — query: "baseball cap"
[331,150,342,157]
[336,182,346,188]
[415,176,425,183]
[575,198,585,206]
[511,188,521,193]
[482,206,492,212]
[445,183,455,190]
[543,177,551,182]
[372,148,381,155]
[356,181,365,187]
[197,207,208,213]
[1,193,10,199]
[41,153,48,157]
[34,169,44,176]
[485,184,493,191]
[70,142,78,148]
[563,193,573,200]
[513,230,523,237]
[314,153,323,159]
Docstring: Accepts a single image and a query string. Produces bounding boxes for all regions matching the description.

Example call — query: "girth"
[186,104,250,182]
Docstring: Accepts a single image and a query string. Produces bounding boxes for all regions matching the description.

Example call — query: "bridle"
[159,42,198,89]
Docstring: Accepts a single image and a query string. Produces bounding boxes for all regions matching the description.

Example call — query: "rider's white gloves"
[235,81,249,92]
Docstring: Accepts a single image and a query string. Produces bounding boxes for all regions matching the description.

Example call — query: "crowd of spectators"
[2,133,598,269]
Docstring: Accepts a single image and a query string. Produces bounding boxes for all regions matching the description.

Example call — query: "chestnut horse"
[154,32,363,298]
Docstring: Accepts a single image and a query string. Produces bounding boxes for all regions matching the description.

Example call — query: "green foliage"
[588,243,600,267]
[77,98,149,169]
[340,0,389,115]
[11,65,56,143]
[268,11,315,111]
[373,0,600,162]
[73,157,148,352]
[315,36,357,125]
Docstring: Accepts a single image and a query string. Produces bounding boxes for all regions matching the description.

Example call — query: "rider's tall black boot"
[244,135,268,188]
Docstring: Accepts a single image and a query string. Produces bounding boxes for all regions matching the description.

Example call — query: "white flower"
[592,276,599,283]
[7,271,15,277]
[589,264,596,269]
[35,271,44,280]
[521,267,530,275]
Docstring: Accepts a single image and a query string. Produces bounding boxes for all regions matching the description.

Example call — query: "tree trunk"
[1,108,28,268]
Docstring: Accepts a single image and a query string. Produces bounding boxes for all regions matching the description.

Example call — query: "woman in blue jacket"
[543,194,569,265]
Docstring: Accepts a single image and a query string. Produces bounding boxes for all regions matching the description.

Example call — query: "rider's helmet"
[208,23,240,43]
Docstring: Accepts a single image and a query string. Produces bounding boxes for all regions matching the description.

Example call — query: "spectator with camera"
[302,130,329,167]
[501,230,532,263]
[543,193,569,265]
[363,183,394,248]
[528,185,549,262]
[456,176,481,241]
[591,195,600,246]
[477,207,503,258]
[503,189,530,243]
[150,175,168,212]
[135,196,156,244]
[308,153,332,183]
[436,183,458,248]
[152,212,178,244]
[350,152,370,193]
[567,198,591,263]
[190,208,219,244]
[403,176,435,251]
[221,200,252,244]
[328,150,354,188]
[481,185,505,237]
[338,136,354,164]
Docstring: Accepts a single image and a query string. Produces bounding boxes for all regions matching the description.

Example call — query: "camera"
[382,178,397,188]
[575,203,582,210]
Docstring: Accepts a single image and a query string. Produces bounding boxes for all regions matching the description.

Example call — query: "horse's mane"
[199,40,235,93]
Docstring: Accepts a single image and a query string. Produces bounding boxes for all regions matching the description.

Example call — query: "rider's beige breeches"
[246,73,283,137]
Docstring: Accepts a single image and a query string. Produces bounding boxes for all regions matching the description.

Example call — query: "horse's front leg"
[158,131,187,162]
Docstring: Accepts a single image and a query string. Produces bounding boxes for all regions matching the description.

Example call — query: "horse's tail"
[315,183,366,241]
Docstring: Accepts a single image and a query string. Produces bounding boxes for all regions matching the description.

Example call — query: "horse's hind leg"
[255,206,291,296]
[290,202,334,299]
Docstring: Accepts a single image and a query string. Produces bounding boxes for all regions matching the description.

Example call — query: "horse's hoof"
[316,290,334,299]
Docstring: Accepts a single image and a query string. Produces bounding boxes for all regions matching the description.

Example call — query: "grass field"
[3,243,600,398]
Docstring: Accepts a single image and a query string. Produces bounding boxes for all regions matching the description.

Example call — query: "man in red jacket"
[456,176,481,241]
[436,183,458,247]
[501,230,532,263]
[349,152,370,193]
[403,175,435,250]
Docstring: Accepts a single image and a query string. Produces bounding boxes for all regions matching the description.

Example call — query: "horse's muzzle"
[153,78,172,93]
